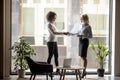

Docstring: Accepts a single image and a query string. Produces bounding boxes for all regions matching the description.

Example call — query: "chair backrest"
[25,56,53,74]
[25,56,36,73]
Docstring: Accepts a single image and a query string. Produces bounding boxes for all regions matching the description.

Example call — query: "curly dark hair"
[46,11,56,22]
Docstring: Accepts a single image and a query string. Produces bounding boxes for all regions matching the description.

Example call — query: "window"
[81,0,110,72]
[33,0,41,3]
[19,0,67,45]
[11,0,111,73]
[22,0,27,3]
[83,0,88,4]
[93,0,100,4]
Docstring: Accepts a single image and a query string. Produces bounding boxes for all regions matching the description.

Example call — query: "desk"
[56,66,84,80]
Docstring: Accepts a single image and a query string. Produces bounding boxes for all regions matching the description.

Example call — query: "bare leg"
[81,57,87,78]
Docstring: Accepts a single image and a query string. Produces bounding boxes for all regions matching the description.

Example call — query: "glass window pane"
[93,0,100,4]
[22,8,34,35]
[22,0,27,3]
[11,0,111,73]
[83,0,88,4]
[59,0,64,3]
[46,0,51,3]
[22,36,35,45]
[33,0,41,3]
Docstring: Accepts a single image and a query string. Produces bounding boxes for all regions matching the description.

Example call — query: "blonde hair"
[81,14,89,24]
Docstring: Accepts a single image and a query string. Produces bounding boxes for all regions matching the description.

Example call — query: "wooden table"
[56,66,84,80]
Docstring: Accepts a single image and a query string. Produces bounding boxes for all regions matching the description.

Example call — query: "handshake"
[62,32,82,37]
[62,32,69,35]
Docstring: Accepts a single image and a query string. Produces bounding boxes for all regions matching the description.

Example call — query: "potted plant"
[10,37,36,78]
[90,42,111,77]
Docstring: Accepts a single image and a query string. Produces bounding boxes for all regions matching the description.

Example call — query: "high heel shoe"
[49,73,54,77]
[56,69,60,75]
[81,71,86,78]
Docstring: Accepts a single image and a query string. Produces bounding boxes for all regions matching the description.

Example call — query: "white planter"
[18,69,25,78]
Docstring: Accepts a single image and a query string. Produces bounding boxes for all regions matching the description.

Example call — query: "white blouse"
[47,23,57,42]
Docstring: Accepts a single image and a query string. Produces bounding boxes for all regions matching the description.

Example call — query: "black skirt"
[79,38,89,58]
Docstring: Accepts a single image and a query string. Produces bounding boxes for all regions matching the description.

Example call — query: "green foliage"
[10,37,36,71]
[90,42,111,69]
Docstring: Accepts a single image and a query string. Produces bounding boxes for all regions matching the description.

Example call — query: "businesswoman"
[46,11,67,73]
[77,14,93,78]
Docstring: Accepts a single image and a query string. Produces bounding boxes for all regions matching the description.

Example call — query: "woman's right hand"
[63,32,69,35]
[77,35,82,37]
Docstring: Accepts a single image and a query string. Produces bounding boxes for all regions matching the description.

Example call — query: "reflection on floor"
[2,75,120,80]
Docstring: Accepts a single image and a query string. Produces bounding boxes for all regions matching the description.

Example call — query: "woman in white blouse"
[77,14,93,78]
[46,11,68,73]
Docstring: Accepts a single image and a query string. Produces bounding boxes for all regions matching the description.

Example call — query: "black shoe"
[56,71,60,75]
[81,71,86,78]
[49,73,54,77]
[56,69,60,75]
[56,69,60,72]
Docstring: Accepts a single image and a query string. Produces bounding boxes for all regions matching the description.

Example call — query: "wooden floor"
[2,75,120,80]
